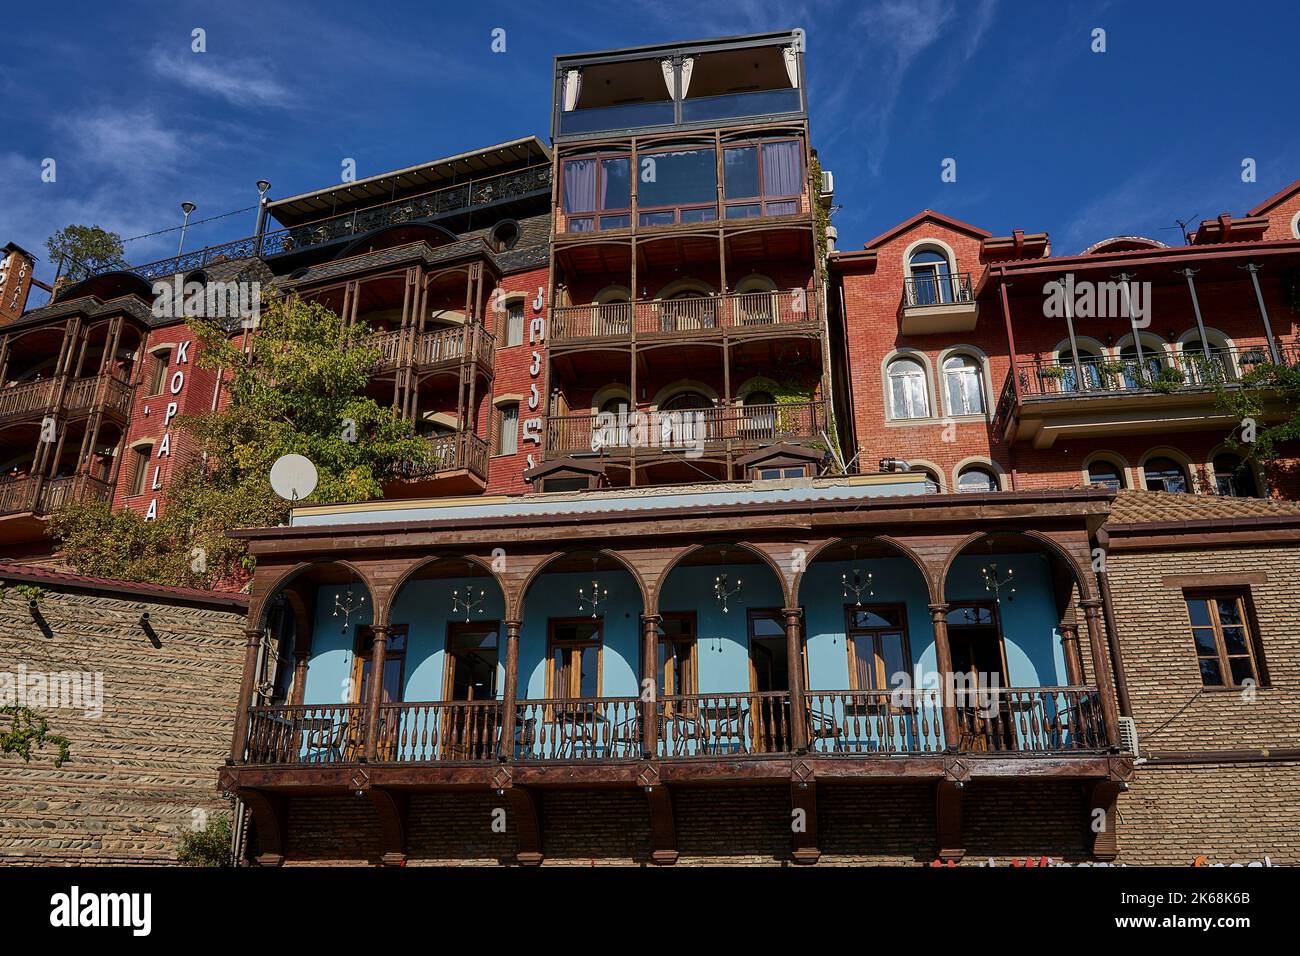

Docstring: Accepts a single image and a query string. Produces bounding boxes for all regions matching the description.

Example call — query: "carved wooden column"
[230,627,265,762]
[1081,600,1120,748]
[1058,621,1083,685]
[363,623,389,761]
[929,604,960,750]
[1085,780,1124,860]
[782,607,808,752]
[498,620,522,761]
[641,614,661,758]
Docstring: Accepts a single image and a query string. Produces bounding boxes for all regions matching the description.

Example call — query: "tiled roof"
[1106,489,1300,526]
[0,560,249,609]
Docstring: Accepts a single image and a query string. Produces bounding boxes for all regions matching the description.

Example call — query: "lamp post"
[254,180,272,255]
[177,201,197,256]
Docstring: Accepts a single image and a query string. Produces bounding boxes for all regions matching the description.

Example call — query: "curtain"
[563,69,582,111]
[783,46,799,88]
[660,59,676,98]
[761,140,801,197]
[562,159,597,214]
[679,57,694,98]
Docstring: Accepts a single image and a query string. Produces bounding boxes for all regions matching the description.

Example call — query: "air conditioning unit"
[820,170,834,197]
[1117,716,1139,756]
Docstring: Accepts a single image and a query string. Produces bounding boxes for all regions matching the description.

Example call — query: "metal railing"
[546,400,827,456]
[550,289,817,343]
[903,272,973,308]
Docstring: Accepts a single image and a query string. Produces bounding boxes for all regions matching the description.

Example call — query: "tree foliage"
[49,295,430,589]
[177,813,233,867]
[44,224,127,282]
[0,706,71,768]
[1216,361,1300,462]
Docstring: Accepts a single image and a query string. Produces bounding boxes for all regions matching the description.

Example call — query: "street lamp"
[177,201,197,256]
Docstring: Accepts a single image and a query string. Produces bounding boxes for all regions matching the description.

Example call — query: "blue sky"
[3,0,1297,285]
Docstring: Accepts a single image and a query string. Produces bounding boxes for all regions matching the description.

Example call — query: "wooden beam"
[790,775,819,864]
[1085,780,1123,861]
[934,780,964,862]
[240,789,287,867]
[642,773,678,865]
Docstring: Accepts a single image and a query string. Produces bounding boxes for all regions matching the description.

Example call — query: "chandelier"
[451,582,487,622]
[981,561,1016,604]
[332,588,366,632]
[841,544,874,605]
[577,557,608,618]
[714,549,743,614]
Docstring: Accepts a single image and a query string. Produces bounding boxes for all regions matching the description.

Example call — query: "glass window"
[497,404,519,456]
[1144,457,1188,493]
[724,146,759,198]
[908,249,952,305]
[887,357,929,419]
[655,613,697,700]
[549,619,602,699]
[638,149,717,211]
[601,157,630,210]
[146,348,171,396]
[562,158,597,214]
[957,467,998,493]
[445,624,499,701]
[1185,593,1261,688]
[943,354,985,416]
[848,605,911,692]
[1214,454,1257,498]
[1087,460,1125,490]
[128,444,152,496]
[505,301,524,347]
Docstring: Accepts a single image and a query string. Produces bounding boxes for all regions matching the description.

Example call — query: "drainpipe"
[1243,263,1282,364]
[1091,529,1133,718]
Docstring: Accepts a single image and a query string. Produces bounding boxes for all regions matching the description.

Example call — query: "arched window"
[1056,345,1103,392]
[1087,459,1125,490]
[661,390,711,412]
[127,443,154,497]
[1214,453,1258,498]
[1144,456,1189,493]
[599,395,630,416]
[1181,336,1231,385]
[914,467,941,494]
[489,220,520,252]
[908,248,953,305]
[1119,342,1165,390]
[742,389,776,435]
[886,357,930,420]
[942,354,985,416]
[956,466,998,493]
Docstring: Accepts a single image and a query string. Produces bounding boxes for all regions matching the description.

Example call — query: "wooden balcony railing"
[371,325,495,373]
[953,687,1106,753]
[546,400,827,457]
[0,378,56,422]
[236,686,1107,767]
[655,692,793,757]
[378,700,503,763]
[510,698,643,761]
[63,373,133,418]
[804,690,946,755]
[243,703,367,765]
[0,474,113,517]
[551,289,817,343]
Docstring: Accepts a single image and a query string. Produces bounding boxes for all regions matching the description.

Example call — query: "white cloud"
[149,46,292,108]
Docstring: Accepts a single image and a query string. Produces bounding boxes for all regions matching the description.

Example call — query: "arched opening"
[940,532,1104,753]
[956,464,999,493]
[907,246,954,305]
[1142,455,1191,493]
[656,543,790,754]
[1053,339,1104,392]
[795,538,940,754]
[515,550,646,759]
[1213,452,1259,498]
[1117,335,1168,390]
[941,352,986,416]
[1085,457,1126,491]
[885,355,931,420]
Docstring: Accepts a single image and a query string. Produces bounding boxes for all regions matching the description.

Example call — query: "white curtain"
[660,59,676,98]
[783,46,799,88]
[679,57,694,98]
[563,69,582,111]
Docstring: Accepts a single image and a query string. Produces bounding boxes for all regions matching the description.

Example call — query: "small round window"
[490,221,520,252]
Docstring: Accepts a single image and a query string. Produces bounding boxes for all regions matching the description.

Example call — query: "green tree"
[178,813,233,867]
[1216,361,1300,463]
[1,706,71,768]
[48,295,431,589]
[45,224,128,282]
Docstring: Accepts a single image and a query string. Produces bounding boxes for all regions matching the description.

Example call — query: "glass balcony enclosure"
[554,32,806,139]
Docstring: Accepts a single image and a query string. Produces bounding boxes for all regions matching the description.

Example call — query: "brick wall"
[0,581,245,864]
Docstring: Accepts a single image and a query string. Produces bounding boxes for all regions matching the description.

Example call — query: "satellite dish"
[269,454,318,502]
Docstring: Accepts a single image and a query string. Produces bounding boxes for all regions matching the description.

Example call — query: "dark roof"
[0,561,249,610]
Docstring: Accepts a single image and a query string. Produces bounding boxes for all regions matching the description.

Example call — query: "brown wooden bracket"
[790,759,819,864]
[507,786,543,866]
[642,775,678,866]
[1108,754,1135,782]
[349,766,371,794]
[490,765,514,793]
[240,789,287,867]
[942,754,972,784]
[1084,780,1124,861]
[367,787,409,867]
[934,779,965,862]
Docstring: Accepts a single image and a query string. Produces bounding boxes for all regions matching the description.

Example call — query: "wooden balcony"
[550,289,818,348]
[62,373,133,419]
[239,686,1106,768]
[0,378,56,423]
[0,474,112,517]
[371,325,495,375]
[545,399,828,460]
[992,343,1298,448]
[391,432,490,487]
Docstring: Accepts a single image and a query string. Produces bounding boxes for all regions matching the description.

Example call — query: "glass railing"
[558,100,676,136]
[680,87,803,123]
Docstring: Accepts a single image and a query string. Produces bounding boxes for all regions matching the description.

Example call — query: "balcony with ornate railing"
[0,378,57,423]
[371,324,495,374]
[239,685,1105,768]
[550,289,818,346]
[992,342,1299,447]
[62,164,552,285]
[0,473,112,517]
[901,272,976,334]
[545,399,827,459]
[391,432,490,486]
